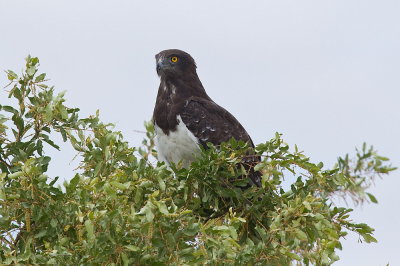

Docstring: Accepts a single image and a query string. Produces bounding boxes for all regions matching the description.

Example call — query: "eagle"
[152,49,261,187]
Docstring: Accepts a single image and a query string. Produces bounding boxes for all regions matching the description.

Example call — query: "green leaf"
[2,105,18,114]
[125,245,140,252]
[157,176,166,191]
[285,251,301,261]
[42,136,60,150]
[26,66,36,76]
[6,70,18,80]
[295,229,308,241]
[68,174,80,192]
[156,201,169,215]
[35,73,46,82]
[121,252,129,266]
[110,181,130,190]
[362,233,378,243]
[60,127,67,142]
[12,115,24,133]
[58,105,69,120]
[44,104,53,121]
[85,219,95,241]
[366,193,378,203]
[49,176,59,186]
[18,237,32,261]
[146,208,154,222]
[8,171,23,179]
[35,230,48,239]
[93,162,103,176]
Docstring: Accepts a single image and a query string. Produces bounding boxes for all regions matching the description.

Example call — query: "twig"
[0,156,11,168]
[132,129,147,134]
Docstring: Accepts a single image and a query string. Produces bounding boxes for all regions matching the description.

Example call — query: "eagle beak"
[156,57,167,74]
[156,60,163,72]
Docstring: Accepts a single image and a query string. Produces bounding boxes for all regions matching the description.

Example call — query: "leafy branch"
[0,56,396,265]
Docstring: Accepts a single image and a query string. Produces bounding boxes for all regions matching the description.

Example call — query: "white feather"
[155,115,200,168]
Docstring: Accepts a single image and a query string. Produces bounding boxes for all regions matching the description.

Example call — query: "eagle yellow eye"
[171,56,178,63]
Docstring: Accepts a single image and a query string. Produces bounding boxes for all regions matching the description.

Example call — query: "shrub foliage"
[0,57,396,265]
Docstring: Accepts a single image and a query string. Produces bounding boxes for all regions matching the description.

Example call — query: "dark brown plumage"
[153,49,261,187]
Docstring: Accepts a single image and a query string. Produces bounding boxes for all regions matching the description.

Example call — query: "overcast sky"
[1,1,399,265]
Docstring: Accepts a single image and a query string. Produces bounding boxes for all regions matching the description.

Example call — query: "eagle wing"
[180,97,261,186]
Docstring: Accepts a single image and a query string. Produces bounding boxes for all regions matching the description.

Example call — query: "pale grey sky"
[1,1,399,265]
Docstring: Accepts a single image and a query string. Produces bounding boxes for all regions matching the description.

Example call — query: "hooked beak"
[156,55,166,74]
[156,60,163,72]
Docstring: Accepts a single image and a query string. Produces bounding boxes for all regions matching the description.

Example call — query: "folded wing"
[180,97,261,187]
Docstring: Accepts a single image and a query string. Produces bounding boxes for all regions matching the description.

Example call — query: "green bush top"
[0,56,396,265]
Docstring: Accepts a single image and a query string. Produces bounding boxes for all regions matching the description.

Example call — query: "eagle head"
[155,49,197,78]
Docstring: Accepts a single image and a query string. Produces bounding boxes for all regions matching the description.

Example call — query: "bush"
[0,56,396,265]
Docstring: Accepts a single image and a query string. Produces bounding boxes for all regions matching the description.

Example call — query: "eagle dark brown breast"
[152,49,261,187]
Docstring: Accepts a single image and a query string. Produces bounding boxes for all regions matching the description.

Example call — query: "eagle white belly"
[154,115,201,168]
